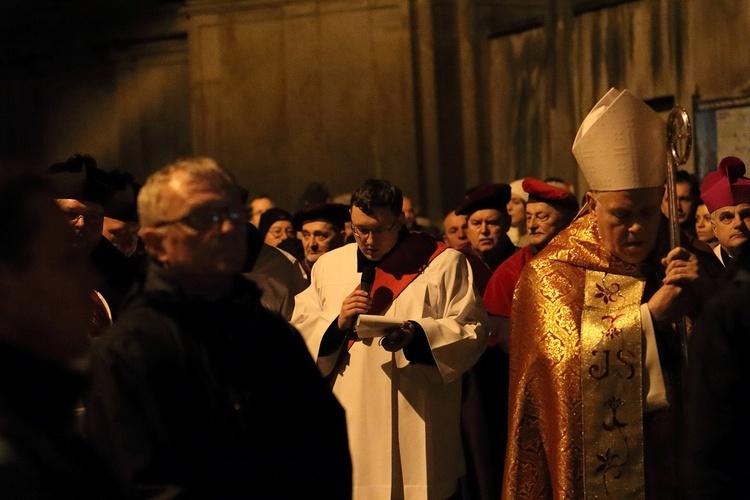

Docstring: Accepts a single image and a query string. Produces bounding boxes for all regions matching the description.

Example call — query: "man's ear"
[586,191,598,216]
[139,227,167,263]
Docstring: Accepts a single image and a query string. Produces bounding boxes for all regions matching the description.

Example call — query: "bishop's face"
[589,187,664,265]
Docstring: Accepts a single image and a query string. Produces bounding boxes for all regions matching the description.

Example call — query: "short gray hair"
[138,157,238,228]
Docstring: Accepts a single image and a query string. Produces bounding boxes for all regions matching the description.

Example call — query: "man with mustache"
[483,177,579,351]
[453,177,578,497]
[291,202,349,275]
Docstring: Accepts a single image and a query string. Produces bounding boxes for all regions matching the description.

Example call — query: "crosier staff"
[665,106,692,371]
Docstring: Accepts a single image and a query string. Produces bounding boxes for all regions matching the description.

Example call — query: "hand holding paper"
[354,315,406,338]
[355,315,414,352]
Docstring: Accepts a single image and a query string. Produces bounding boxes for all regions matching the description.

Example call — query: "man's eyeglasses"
[154,206,246,232]
[351,218,398,238]
[64,211,104,224]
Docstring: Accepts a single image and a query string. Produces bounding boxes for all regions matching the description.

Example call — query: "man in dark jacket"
[0,166,132,498]
[46,154,145,323]
[83,157,351,498]
[683,239,750,498]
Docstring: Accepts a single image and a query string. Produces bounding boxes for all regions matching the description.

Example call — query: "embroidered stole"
[581,270,645,499]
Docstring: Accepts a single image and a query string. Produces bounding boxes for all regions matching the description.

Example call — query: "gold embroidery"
[595,281,624,304]
[504,214,651,499]
[582,270,645,499]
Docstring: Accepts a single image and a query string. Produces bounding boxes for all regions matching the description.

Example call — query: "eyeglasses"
[351,218,398,238]
[154,206,246,232]
[64,211,104,224]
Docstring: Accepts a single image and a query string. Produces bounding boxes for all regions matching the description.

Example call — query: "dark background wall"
[1,0,748,221]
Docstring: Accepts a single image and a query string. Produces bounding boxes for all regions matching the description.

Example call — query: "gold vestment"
[503,213,682,499]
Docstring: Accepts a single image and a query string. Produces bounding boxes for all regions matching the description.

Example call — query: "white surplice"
[291,242,488,500]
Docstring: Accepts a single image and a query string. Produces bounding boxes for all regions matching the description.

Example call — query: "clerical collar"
[721,246,734,264]
[356,227,409,272]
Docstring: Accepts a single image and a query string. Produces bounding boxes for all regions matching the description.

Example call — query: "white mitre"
[572,88,666,191]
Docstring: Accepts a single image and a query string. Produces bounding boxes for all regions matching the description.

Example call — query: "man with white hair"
[84,157,351,498]
[504,89,716,498]
[699,155,750,266]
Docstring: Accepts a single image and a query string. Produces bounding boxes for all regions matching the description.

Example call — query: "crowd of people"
[1,87,748,499]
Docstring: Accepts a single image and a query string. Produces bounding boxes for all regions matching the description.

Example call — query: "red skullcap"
[700,156,750,213]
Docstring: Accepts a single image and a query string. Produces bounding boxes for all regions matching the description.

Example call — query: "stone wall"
[487,0,750,195]
[1,0,748,219]
[185,0,421,211]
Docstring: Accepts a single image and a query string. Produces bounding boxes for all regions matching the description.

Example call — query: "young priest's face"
[350,205,403,261]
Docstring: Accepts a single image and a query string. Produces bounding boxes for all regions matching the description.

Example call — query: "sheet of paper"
[355,314,405,339]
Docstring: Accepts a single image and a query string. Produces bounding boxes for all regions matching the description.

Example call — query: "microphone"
[360,266,376,297]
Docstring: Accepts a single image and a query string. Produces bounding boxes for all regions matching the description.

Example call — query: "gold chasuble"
[503,213,670,499]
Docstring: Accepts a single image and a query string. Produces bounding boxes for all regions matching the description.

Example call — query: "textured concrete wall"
[0,4,190,184]
[2,0,748,219]
[186,0,420,212]
[487,0,750,195]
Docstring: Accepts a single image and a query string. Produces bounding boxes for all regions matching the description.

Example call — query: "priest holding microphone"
[292,178,488,500]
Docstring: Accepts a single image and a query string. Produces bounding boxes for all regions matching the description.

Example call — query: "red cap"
[522,177,579,213]
[700,156,750,213]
